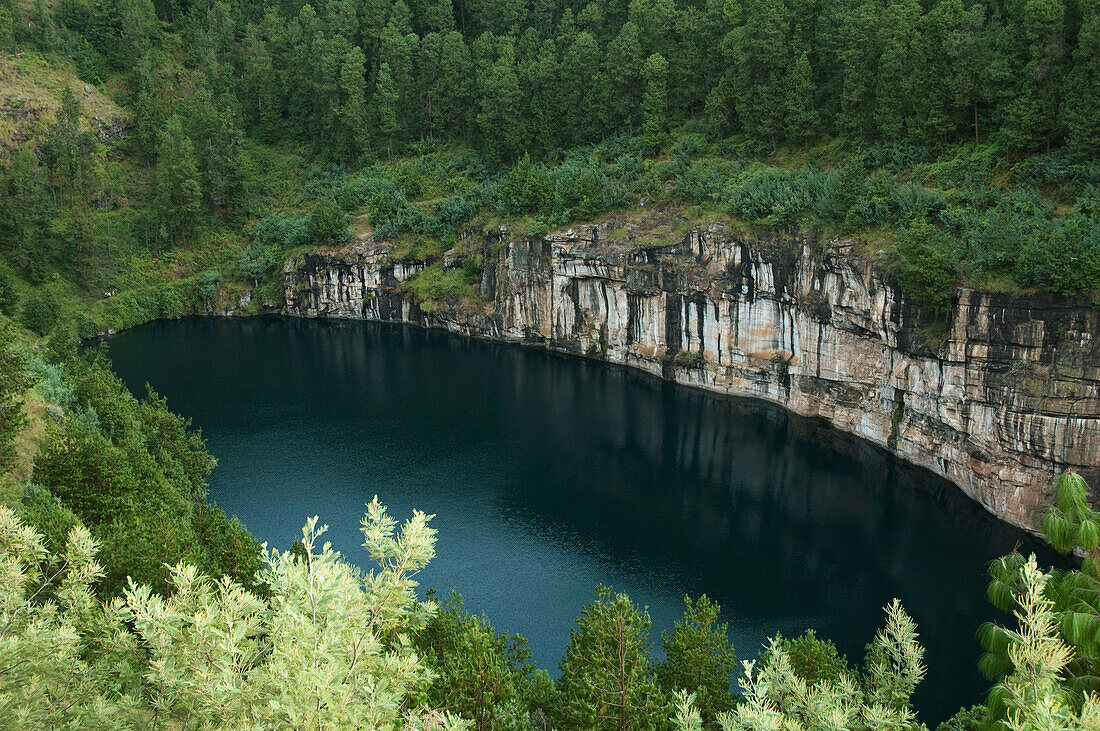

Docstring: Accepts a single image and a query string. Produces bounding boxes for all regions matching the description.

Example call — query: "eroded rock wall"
[284,226,1100,531]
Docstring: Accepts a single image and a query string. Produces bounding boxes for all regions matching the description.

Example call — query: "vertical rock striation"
[284,225,1100,532]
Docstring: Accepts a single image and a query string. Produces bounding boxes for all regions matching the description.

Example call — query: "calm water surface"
[109,317,1050,722]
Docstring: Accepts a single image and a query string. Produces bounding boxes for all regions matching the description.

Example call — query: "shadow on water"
[107,316,1058,723]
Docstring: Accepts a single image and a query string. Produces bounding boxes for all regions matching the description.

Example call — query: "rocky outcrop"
[284,224,1100,532]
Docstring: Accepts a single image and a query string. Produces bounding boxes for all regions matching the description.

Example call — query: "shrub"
[725,167,827,224]
[21,289,61,335]
[895,219,959,316]
[0,262,20,316]
[309,199,351,246]
[75,312,99,339]
[1015,217,1100,297]
[402,260,481,308]
[198,270,222,308]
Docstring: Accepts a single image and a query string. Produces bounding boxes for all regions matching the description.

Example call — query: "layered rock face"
[284,225,1100,532]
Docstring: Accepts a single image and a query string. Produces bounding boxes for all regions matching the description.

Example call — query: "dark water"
[108,317,1051,722]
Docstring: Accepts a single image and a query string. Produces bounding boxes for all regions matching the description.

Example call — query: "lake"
[108,316,1051,722]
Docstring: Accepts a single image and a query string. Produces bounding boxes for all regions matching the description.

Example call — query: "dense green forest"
[0,0,1099,725]
[0,0,1098,334]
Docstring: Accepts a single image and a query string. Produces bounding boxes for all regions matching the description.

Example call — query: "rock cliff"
[283,223,1100,532]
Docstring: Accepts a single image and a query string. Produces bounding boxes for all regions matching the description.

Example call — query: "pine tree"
[557,586,668,731]
[524,37,562,155]
[154,116,202,243]
[179,81,244,218]
[375,62,400,159]
[641,52,668,151]
[1060,0,1100,153]
[819,0,881,140]
[603,22,644,134]
[655,595,737,728]
[1003,0,1067,152]
[941,0,986,144]
[782,49,818,146]
[334,44,368,162]
[560,31,604,145]
[437,31,472,139]
[475,40,524,162]
[423,0,455,33]
[242,18,282,143]
[874,0,919,140]
[729,0,790,144]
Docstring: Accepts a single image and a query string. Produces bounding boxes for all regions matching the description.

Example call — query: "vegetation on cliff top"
[0,0,1099,333]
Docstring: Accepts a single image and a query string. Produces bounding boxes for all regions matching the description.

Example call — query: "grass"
[11,390,46,483]
[401,261,483,312]
[0,52,126,156]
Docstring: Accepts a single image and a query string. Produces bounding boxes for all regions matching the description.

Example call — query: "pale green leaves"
[693,600,927,731]
[0,501,459,730]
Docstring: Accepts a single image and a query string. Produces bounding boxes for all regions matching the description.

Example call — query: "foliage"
[20,289,61,336]
[0,262,19,316]
[28,351,262,596]
[556,585,669,730]
[656,595,737,728]
[763,628,850,688]
[979,473,1100,714]
[0,501,469,729]
[895,219,959,317]
[0,326,28,471]
[983,556,1100,729]
[711,599,927,729]
[310,198,352,246]
[402,260,482,310]
[416,590,538,730]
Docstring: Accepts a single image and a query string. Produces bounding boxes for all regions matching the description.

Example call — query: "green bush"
[895,219,959,317]
[1015,217,1100,297]
[0,262,20,316]
[725,167,828,224]
[402,260,481,306]
[21,289,61,335]
[309,199,351,246]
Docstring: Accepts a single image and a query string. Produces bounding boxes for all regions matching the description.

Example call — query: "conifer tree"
[656,595,737,728]
[437,31,472,138]
[782,49,817,146]
[641,52,668,151]
[242,18,282,143]
[475,40,524,162]
[335,44,368,162]
[154,115,202,243]
[1060,0,1100,154]
[1003,0,1067,151]
[557,586,668,731]
[874,0,919,140]
[603,22,643,133]
[729,0,790,143]
[819,0,880,140]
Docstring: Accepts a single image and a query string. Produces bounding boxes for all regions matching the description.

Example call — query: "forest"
[0,0,1098,331]
[0,0,1099,725]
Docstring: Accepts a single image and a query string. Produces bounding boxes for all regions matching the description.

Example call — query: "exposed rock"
[284,225,1100,532]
